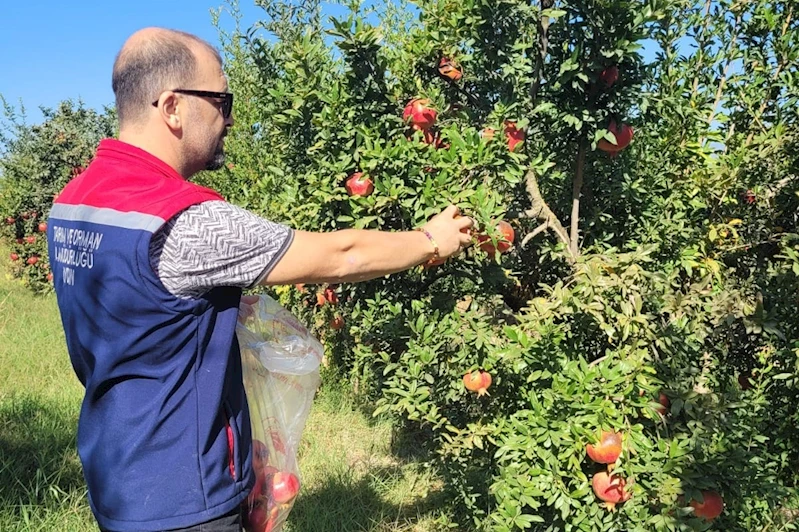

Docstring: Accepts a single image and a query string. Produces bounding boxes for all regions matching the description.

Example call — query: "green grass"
[0,252,446,532]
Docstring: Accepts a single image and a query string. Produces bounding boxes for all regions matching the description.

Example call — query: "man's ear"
[156,92,182,131]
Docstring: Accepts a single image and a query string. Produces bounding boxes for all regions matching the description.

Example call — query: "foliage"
[0,98,117,292]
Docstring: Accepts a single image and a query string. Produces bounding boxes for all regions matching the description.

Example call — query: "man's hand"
[238,294,260,323]
[421,205,475,260]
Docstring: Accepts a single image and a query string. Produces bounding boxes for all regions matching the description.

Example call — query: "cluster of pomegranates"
[586,418,722,520]
[7,216,52,282]
[294,283,345,332]
[243,439,301,532]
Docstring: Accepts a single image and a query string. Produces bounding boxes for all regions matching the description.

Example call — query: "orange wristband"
[415,228,440,264]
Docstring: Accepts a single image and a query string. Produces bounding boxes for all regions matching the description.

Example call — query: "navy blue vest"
[47,139,254,531]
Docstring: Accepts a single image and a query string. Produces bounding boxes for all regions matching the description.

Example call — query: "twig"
[569,141,588,257]
[721,236,783,254]
[588,355,607,367]
[521,221,550,247]
[744,6,791,147]
[431,65,479,108]
[699,11,741,146]
[530,0,554,103]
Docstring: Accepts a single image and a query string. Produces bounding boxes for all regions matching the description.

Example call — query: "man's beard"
[205,141,226,171]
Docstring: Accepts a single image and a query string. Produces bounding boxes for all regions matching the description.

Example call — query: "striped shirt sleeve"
[149,200,294,298]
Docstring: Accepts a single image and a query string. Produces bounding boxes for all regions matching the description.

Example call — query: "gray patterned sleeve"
[149,201,294,298]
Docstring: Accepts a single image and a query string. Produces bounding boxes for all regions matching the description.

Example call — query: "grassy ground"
[0,252,447,532]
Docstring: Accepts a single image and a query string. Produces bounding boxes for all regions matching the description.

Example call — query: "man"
[46,27,472,532]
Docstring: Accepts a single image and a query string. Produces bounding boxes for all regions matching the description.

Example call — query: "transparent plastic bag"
[237,294,323,532]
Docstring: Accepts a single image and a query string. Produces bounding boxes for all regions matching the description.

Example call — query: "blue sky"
[1,1,328,124]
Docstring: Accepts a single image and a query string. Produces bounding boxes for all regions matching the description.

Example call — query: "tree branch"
[569,141,587,257]
[521,168,574,261]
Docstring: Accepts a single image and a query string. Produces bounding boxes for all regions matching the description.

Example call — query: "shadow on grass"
[288,465,450,532]
[0,392,86,513]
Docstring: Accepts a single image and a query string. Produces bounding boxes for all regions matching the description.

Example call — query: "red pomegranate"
[599,65,619,87]
[478,221,515,256]
[345,172,374,197]
[324,287,339,305]
[463,370,492,396]
[655,392,670,415]
[504,120,525,152]
[592,471,631,510]
[585,431,622,465]
[403,98,437,131]
[690,490,723,521]
[597,120,634,154]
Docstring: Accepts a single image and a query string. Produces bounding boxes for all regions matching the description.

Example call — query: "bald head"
[112,27,222,127]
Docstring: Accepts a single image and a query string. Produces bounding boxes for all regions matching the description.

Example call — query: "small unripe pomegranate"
[480,127,496,141]
[437,57,463,81]
[330,316,345,330]
[316,292,327,307]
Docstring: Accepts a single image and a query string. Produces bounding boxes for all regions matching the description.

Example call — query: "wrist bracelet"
[415,228,440,264]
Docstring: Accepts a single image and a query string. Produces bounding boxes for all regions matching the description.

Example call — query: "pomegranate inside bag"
[236,294,323,532]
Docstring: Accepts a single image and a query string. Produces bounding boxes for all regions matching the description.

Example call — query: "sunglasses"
[151,89,234,119]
